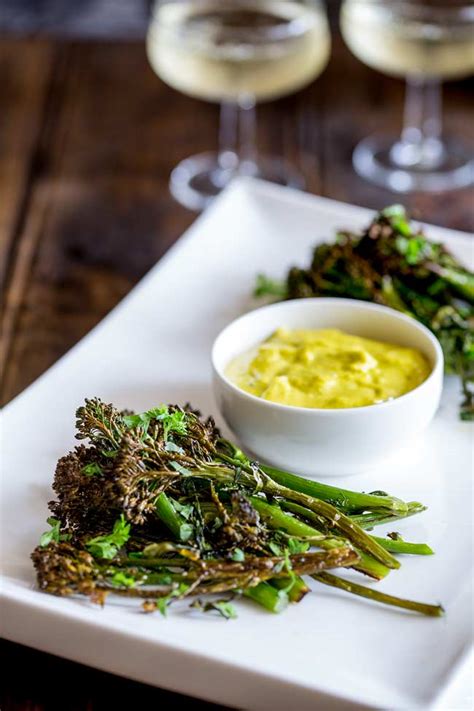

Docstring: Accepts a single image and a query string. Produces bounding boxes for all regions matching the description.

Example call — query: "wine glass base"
[353,135,474,193]
[170,152,305,211]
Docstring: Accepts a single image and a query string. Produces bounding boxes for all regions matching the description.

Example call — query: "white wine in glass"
[340,0,474,192]
[147,0,331,210]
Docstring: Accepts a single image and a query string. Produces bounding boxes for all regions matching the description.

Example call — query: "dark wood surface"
[1,29,473,711]
[0,638,227,710]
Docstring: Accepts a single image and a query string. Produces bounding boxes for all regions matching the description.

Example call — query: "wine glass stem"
[238,94,258,177]
[391,76,445,169]
[218,101,239,172]
[217,97,258,178]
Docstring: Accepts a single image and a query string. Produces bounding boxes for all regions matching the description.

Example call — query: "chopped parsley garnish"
[86,515,131,560]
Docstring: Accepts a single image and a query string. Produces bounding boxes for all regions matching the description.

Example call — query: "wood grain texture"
[0,28,473,711]
[2,39,317,401]
[0,39,54,284]
[0,639,230,710]
[2,37,473,403]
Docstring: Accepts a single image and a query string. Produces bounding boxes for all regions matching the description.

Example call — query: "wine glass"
[147,0,331,210]
[340,0,474,192]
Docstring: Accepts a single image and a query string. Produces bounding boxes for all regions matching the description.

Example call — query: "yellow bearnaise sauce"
[226,328,431,409]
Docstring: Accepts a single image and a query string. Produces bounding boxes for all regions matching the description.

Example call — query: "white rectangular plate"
[1,179,473,710]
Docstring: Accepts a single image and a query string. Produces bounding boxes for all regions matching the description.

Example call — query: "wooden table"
[1,29,473,711]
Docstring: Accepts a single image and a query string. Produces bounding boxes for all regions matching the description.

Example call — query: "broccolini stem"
[261,479,401,570]
[427,263,474,302]
[313,572,444,617]
[123,556,191,568]
[279,499,327,530]
[244,582,289,613]
[155,493,194,542]
[193,461,399,569]
[251,497,390,580]
[371,535,433,556]
[270,576,309,603]
[349,502,426,529]
[277,499,432,556]
[127,549,359,583]
[260,463,408,514]
[249,496,325,540]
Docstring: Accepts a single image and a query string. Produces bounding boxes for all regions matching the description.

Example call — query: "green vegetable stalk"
[313,572,443,617]
[32,398,443,618]
[254,205,474,420]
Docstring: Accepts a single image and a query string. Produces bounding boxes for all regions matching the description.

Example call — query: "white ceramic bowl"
[212,298,443,477]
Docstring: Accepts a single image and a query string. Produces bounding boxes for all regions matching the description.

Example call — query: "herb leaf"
[254,274,288,299]
[158,409,188,440]
[81,462,103,477]
[110,571,136,588]
[172,499,194,520]
[123,405,188,442]
[156,583,189,617]
[86,515,131,560]
[191,598,238,620]
[39,517,71,547]
[287,538,310,555]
